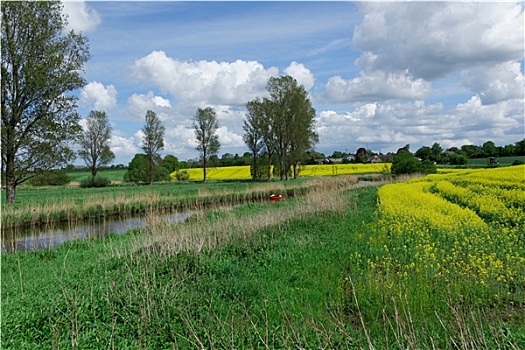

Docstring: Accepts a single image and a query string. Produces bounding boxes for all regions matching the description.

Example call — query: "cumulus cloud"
[109,132,141,164]
[132,51,279,105]
[353,2,524,80]
[216,126,244,148]
[315,101,448,152]
[126,91,173,121]
[453,96,523,135]
[461,61,524,104]
[325,71,430,103]
[315,94,523,155]
[61,1,101,33]
[285,61,315,91]
[80,82,117,111]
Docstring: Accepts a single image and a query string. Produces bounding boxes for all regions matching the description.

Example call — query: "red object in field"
[270,194,283,201]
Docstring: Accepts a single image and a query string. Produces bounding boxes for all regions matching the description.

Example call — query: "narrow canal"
[1,210,198,253]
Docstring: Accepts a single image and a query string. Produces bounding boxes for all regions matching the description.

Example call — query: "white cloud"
[126,91,173,121]
[315,93,523,155]
[325,71,430,103]
[453,96,523,136]
[216,126,244,148]
[61,1,101,33]
[109,132,141,165]
[353,2,524,80]
[80,82,117,111]
[285,61,315,91]
[461,61,524,105]
[133,51,279,105]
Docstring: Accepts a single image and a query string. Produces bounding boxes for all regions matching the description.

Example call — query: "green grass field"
[2,172,524,349]
[66,169,127,183]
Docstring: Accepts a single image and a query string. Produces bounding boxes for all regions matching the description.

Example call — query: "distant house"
[369,155,383,163]
[367,154,393,163]
[328,157,343,164]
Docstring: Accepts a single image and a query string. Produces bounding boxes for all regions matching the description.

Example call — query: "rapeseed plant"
[363,165,525,306]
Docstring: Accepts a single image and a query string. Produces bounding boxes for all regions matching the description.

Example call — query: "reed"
[115,175,359,259]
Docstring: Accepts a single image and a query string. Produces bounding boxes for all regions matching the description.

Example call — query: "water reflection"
[1,211,197,253]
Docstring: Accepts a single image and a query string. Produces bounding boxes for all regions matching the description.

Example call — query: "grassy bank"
[2,175,524,349]
[1,178,320,229]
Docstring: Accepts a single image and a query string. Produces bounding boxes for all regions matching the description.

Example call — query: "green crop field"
[466,155,525,166]
[2,168,524,349]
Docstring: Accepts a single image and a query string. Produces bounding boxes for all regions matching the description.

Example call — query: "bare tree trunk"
[202,156,207,183]
[251,151,257,181]
[5,152,16,203]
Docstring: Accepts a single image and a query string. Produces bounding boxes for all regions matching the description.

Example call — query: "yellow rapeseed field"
[173,163,391,181]
[360,165,525,303]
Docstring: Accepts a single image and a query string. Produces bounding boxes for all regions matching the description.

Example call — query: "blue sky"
[62,1,524,164]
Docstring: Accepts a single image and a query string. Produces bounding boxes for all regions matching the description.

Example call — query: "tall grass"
[2,178,334,229]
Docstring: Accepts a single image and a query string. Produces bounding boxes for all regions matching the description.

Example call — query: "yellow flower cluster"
[367,165,525,292]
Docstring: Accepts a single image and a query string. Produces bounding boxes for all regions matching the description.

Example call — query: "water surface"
[1,211,197,253]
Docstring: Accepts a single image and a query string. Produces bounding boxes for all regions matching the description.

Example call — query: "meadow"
[2,166,524,348]
[67,169,127,183]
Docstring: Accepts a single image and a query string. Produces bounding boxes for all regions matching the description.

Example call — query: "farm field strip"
[175,163,391,181]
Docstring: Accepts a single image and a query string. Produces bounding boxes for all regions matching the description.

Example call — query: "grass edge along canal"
[3,169,525,349]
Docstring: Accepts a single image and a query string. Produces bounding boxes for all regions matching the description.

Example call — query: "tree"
[142,110,165,184]
[482,140,498,157]
[391,152,436,175]
[123,154,170,184]
[243,99,265,180]
[430,143,443,162]
[355,148,369,163]
[194,107,220,183]
[415,146,432,161]
[78,110,115,179]
[1,1,90,203]
[263,75,317,180]
[515,139,525,156]
[461,144,483,158]
[161,155,180,174]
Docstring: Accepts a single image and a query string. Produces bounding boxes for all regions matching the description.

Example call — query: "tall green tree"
[1,1,90,203]
[142,110,165,184]
[264,75,317,180]
[243,99,265,180]
[78,110,115,179]
[194,107,220,183]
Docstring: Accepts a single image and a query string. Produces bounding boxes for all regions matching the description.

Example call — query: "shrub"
[29,170,71,186]
[391,152,436,175]
[175,170,190,181]
[512,159,524,166]
[79,176,111,188]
